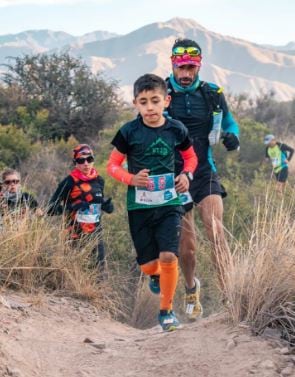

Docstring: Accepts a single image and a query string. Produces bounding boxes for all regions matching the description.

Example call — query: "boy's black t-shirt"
[111,116,192,210]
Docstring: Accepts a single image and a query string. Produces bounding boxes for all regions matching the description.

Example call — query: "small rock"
[83,337,94,343]
[226,339,236,350]
[280,366,294,376]
[6,367,22,377]
[90,343,106,350]
[280,347,290,355]
[260,360,276,370]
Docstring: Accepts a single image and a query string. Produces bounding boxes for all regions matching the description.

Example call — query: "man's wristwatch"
[181,171,194,181]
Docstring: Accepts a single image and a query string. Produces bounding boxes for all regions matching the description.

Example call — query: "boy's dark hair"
[172,38,202,54]
[133,74,168,98]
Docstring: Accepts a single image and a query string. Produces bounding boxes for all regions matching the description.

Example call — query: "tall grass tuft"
[224,191,295,345]
[0,210,122,313]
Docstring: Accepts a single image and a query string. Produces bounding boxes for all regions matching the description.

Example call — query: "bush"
[0,124,32,169]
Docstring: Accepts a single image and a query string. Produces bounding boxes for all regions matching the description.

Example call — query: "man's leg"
[179,208,203,320]
[179,209,197,289]
[197,194,232,291]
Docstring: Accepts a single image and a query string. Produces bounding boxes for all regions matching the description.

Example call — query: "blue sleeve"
[221,111,239,136]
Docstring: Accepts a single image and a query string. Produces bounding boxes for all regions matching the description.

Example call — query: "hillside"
[69,17,295,102]
[1,18,295,101]
[0,292,294,377]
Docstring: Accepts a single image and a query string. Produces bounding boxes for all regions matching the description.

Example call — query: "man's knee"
[180,246,196,262]
[180,234,196,255]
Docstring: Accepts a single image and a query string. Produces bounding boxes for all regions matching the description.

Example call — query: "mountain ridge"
[0,18,295,102]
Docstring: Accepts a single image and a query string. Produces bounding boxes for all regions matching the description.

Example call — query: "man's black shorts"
[183,172,227,211]
[275,167,288,182]
[128,205,183,265]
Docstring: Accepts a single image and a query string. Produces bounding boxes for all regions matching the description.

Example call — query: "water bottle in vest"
[208,110,223,146]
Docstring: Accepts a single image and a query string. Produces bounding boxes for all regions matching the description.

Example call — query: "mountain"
[0,29,117,64]
[68,18,295,102]
[263,41,295,56]
[0,19,295,102]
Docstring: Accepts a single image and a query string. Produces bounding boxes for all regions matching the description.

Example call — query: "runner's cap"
[72,144,94,159]
[264,134,275,145]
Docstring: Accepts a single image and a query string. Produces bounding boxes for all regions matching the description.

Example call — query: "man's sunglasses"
[172,46,201,57]
[75,156,94,164]
[4,179,20,185]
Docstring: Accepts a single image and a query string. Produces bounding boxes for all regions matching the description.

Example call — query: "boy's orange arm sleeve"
[179,146,198,173]
[107,149,134,185]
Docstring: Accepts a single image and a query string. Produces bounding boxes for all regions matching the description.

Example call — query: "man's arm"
[219,92,240,151]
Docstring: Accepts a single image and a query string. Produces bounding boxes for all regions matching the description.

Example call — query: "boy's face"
[133,89,170,127]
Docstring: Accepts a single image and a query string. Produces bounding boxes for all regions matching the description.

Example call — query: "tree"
[0,125,32,169]
[2,52,121,141]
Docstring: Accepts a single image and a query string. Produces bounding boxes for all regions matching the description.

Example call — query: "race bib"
[271,157,280,168]
[135,173,177,205]
[76,204,101,223]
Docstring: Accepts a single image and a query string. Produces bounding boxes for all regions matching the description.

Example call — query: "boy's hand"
[175,173,189,193]
[131,169,150,187]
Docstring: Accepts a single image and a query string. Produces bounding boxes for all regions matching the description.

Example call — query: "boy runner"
[107,73,198,331]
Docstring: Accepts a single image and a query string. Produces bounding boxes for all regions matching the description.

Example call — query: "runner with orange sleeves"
[107,73,197,331]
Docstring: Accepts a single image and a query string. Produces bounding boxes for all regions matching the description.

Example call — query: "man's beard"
[178,77,193,87]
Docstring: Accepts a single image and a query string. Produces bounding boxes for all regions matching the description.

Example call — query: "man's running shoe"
[149,275,160,295]
[184,277,203,321]
[158,310,180,332]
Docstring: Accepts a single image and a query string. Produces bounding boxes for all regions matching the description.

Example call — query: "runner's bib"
[76,204,101,223]
[135,173,177,205]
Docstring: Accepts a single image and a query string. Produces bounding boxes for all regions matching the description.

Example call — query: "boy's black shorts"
[275,167,288,182]
[183,172,227,212]
[128,205,184,265]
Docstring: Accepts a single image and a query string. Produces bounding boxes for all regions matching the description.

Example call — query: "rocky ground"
[0,292,294,377]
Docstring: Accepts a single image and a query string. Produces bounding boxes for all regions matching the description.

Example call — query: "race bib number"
[135,173,177,205]
[76,204,101,223]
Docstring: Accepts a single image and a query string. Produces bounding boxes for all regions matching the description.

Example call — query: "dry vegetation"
[0,185,295,346]
[223,191,295,346]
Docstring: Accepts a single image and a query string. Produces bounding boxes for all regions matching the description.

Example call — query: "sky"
[0,0,294,46]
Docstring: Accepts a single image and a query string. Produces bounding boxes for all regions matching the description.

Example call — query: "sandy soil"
[0,292,294,377]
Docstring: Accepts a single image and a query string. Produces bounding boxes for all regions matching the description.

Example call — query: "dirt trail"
[0,292,294,377]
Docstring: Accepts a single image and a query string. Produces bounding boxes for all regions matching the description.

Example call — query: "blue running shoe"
[158,310,180,332]
[149,275,160,295]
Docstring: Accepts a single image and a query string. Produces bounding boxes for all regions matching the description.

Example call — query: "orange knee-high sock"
[140,260,161,276]
[159,259,178,311]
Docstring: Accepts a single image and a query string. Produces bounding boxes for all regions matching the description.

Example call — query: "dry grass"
[0,211,124,314]
[224,191,295,345]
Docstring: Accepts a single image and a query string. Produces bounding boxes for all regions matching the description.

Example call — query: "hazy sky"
[0,0,294,45]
